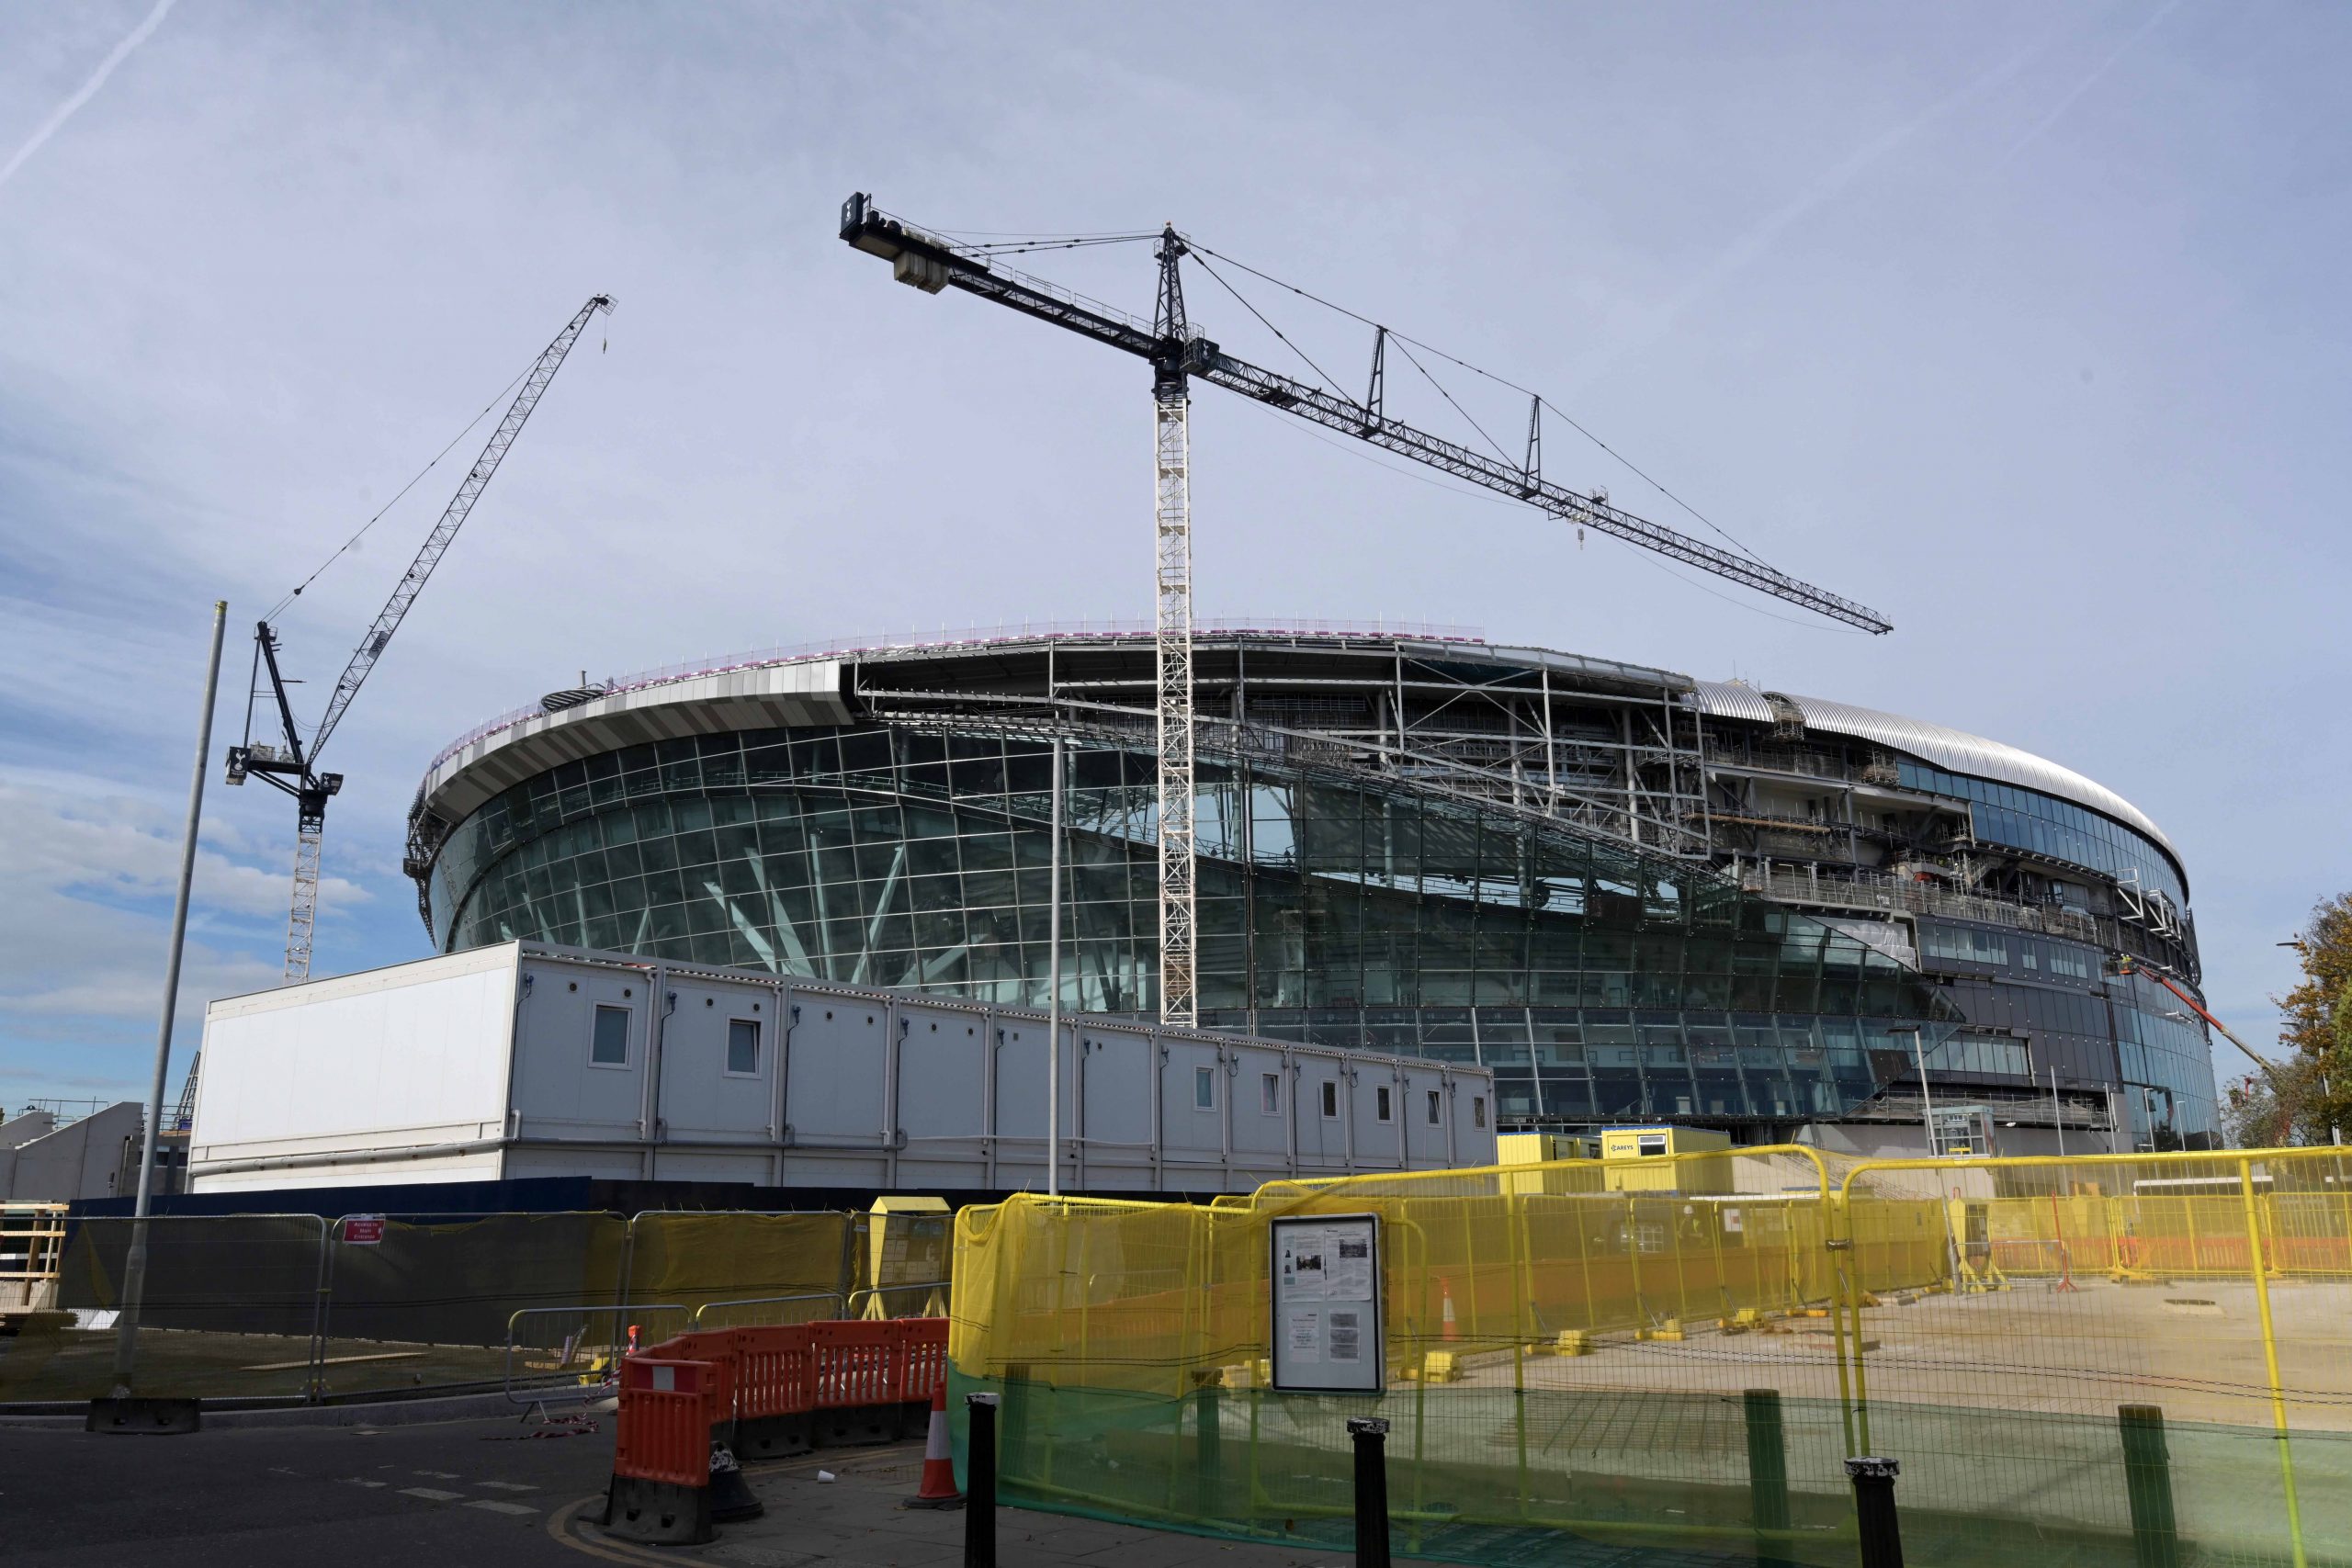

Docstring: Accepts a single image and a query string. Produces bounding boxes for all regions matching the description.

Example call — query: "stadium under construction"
[401,622,2219,1157]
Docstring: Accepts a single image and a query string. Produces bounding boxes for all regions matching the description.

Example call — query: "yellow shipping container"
[1600,1125,1732,1193]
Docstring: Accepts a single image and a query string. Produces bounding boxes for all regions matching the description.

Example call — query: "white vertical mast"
[1154,388,1197,1027]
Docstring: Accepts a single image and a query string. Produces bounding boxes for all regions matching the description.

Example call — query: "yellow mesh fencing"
[624,1211,853,1325]
[947,1147,2352,1567]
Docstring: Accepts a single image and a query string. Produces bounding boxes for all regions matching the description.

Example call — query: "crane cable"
[1185,253,1353,407]
[1178,237,1779,573]
[264,357,537,624]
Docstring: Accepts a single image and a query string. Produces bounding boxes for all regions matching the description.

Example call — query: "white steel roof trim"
[1686,681,2173,857]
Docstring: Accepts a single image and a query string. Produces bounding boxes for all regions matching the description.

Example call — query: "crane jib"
[838,192,1892,636]
[308,292,616,759]
[242,290,615,984]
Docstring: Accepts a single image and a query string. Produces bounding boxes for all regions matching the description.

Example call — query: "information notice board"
[1269,1213,1383,1393]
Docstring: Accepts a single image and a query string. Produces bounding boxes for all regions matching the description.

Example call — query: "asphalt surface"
[0,1409,616,1566]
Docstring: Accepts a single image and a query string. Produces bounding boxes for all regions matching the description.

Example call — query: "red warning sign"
[342,1215,387,1245]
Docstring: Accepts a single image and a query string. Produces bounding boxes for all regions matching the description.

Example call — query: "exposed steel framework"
[838,193,1892,1027]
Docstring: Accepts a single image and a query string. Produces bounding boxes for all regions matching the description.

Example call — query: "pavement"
[566,1443,1353,1568]
[0,1404,614,1565]
[0,1412,1348,1568]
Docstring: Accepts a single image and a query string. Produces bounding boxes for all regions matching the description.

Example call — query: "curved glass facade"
[1919,919,2217,1145]
[427,725,1960,1124]
[1896,761,2188,908]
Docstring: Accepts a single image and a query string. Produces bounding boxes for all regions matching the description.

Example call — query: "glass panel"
[592,1006,629,1066]
[727,1018,759,1075]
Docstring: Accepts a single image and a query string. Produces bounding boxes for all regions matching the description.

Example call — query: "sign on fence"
[341,1216,386,1246]
[1269,1213,1382,1393]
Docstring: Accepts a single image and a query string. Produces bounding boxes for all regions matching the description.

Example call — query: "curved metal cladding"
[413,630,2213,1143]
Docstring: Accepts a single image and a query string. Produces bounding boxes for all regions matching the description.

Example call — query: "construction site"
[0,127,2317,1568]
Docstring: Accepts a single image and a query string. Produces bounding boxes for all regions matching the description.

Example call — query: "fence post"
[2118,1404,2179,1568]
[1845,1456,1902,1568]
[1746,1388,1792,1568]
[1193,1383,1221,1518]
[964,1392,999,1568]
[2234,1159,2308,1568]
[1510,1194,1530,1519]
[308,1216,335,1404]
[1347,1416,1392,1568]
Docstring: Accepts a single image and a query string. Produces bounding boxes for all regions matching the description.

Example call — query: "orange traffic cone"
[1439,1277,1460,1342]
[901,1372,964,1510]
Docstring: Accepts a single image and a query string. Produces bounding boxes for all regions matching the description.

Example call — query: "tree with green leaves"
[2271,892,2352,1144]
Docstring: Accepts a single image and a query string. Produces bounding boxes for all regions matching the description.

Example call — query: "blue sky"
[3,2,2346,1110]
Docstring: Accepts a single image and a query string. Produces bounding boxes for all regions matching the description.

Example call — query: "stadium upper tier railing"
[420,619,1487,776]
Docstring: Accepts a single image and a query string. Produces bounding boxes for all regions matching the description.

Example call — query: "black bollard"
[965,1393,1000,1568]
[1744,1389,1792,1568]
[1194,1384,1223,1517]
[1347,1416,1392,1568]
[1845,1456,1903,1568]
[2118,1404,2180,1568]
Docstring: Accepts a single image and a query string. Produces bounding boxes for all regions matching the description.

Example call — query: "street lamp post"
[111,600,227,1400]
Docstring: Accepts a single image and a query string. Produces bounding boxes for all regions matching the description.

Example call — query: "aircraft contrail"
[0,0,179,193]
[2007,0,2185,161]
[1561,40,2043,398]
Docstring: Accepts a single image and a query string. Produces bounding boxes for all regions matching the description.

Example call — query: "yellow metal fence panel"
[946,1145,2347,1567]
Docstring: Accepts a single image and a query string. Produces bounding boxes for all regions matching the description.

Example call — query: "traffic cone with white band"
[901,1372,965,1510]
[1439,1276,1460,1342]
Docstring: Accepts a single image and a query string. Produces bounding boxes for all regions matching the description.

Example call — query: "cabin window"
[1427,1089,1442,1125]
[1194,1066,1216,1111]
[727,1019,761,1076]
[1321,1081,1340,1120]
[1473,1095,1487,1130]
[1261,1073,1282,1115]
[1375,1086,1393,1122]
[591,1005,630,1066]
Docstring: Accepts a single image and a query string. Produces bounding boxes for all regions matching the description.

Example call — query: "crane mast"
[1150,228,1198,1026]
[228,293,615,982]
[839,192,1894,1027]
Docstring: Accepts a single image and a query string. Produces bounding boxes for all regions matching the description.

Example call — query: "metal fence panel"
[945,1145,2347,1566]
[1,1214,327,1403]
[315,1212,628,1397]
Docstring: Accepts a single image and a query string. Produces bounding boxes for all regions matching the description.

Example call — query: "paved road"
[0,1411,616,1566]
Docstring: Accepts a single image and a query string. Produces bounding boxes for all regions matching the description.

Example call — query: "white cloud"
[0,777,368,922]
[0,773,359,1109]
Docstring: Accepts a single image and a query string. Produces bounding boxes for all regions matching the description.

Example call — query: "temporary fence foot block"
[602,1476,715,1545]
[709,1462,765,1524]
[736,1412,812,1461]
[85,1396,200,1435]
[902,1494,967,1511]
[819,1405,898,1447]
